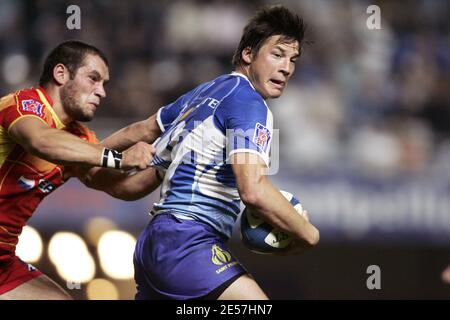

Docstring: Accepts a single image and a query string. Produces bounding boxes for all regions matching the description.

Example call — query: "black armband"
[101,148,122,169]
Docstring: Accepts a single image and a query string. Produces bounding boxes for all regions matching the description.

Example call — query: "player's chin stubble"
[60,82,94,122]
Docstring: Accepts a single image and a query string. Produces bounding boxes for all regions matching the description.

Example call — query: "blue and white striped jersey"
[151,72,273,239]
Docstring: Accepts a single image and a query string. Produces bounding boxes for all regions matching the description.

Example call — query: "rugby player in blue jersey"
[102,5,320,300]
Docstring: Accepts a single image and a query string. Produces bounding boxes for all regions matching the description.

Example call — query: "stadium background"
[0,0,449,299]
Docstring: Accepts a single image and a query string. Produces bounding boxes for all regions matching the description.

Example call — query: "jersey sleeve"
[156,82,213,132]
[216,90,273,167]
[156,92,191,132]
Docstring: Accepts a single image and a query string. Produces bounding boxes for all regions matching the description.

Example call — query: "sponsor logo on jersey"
[18,176,36,190]
[38,179,56,193]
[18,176,56,194]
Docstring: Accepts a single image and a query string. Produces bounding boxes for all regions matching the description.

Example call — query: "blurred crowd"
[0,0,449,180]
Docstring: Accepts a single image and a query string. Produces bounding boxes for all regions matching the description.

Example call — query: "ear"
[53,63,70,85]
[241,47,253,65]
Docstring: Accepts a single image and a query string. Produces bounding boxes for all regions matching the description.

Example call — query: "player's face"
[60,54,109,122]
[246,35,299,99]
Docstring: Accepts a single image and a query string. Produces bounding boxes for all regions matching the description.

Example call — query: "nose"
[280,58,291,77]
[95,83,107,99]
[279,57,294,77]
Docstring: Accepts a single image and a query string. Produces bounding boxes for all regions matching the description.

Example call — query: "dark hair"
[232,5,306,67]
[39,40,109,86]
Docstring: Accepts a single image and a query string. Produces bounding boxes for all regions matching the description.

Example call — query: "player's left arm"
[101,113,162,151]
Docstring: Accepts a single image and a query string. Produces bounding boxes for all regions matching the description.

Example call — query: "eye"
[89,75,100,82]
[272,52,282,58]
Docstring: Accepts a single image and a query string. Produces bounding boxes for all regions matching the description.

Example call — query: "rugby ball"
[240,190,304,254]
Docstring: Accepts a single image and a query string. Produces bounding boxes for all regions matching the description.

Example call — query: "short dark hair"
[232,5,306,67]
[39,40,109,86]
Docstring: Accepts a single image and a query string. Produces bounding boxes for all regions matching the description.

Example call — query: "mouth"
[269,79,286,90]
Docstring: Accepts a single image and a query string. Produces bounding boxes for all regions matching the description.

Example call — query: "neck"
[234,65,250,79]
[41,84,73,125]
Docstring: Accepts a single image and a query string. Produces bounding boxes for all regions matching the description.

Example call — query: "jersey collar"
[230,71,257,92]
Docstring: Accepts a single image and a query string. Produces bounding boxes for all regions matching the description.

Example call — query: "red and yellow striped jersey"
[0,87,97,263]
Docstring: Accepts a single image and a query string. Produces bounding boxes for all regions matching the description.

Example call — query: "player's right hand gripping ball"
[240,190,304,254]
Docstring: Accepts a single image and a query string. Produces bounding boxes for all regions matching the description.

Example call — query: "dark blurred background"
[1,0,449,299]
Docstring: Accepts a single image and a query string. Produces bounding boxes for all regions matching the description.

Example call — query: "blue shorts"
[134,213,246,300]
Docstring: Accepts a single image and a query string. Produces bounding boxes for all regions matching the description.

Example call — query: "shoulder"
[232,85,265,107]
[221,81,268,118]
[0,88,43,112]
[221,75,266,109]
[15,88,46,114]
[15,87,41,101]
[0,87,53,129]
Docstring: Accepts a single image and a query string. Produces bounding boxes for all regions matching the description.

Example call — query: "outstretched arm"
[10,117,106,166]
[9,117,154,170]
[102,113,162,151]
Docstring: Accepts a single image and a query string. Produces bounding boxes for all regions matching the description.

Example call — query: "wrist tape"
[101,148,122,169]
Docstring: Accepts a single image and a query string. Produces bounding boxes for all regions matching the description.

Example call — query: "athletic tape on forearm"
[101,148,123,169]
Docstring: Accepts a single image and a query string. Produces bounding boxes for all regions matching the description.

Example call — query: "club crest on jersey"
[21,99,44,117]
[211,244,232,266]
[253,123,271,152]
[211,244,239,274]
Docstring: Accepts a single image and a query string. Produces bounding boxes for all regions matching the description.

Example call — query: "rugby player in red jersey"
[0,40,161,299]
